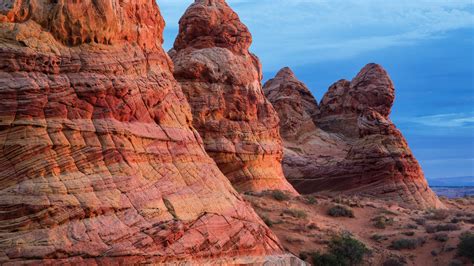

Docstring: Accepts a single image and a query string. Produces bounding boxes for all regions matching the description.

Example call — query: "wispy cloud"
[158,0,474,70]
[406,113,474,128]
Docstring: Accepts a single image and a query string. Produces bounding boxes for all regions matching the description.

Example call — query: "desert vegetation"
[457,232,474,262]
[302,234,369,266]
[327,205,355,218]
[244,192,474,266]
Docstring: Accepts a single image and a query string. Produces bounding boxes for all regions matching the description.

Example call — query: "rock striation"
[0,0,285,263]
[264,64,444,209]
[169,0,296,194]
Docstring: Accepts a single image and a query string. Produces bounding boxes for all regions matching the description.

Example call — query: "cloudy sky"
[158,0,474,184]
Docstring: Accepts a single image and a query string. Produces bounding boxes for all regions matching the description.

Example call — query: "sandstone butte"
[169,0,297,194]
[264,65,444,209]
[0,1,305,264]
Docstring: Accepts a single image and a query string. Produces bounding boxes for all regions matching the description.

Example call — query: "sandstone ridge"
[0,0,286,263]
[264,64,444,209]
[170,0,297,194]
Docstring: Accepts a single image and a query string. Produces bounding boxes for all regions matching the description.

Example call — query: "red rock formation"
[169,0,297,194]
[264,64,444,209]
[0,0,286,263]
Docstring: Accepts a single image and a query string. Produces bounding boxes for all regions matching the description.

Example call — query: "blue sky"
[158,0,474,184]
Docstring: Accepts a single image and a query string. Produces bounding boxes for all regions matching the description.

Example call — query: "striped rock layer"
[0,0,284,263]
[264,65,443,209]
[169,0,297,194]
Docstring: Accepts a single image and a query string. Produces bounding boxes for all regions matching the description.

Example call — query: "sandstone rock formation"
[169,0,296,194]
[0,0,285,263]
[264,64,444,209]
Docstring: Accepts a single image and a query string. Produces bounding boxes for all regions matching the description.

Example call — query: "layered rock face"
[264,64,443,209]
[170,0,296,193]
[0,0,284,263]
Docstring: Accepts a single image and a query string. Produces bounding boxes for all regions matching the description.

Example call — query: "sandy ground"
[244,192,474,266]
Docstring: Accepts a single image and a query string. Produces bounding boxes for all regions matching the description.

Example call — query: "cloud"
[404,113,474,128]
[158,0,474,70]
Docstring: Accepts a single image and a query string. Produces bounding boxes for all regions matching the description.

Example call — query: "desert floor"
[244,191,474,266]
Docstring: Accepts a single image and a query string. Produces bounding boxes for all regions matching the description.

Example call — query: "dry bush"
[283,208,308,219]
[458,232,474,262]
[327,205,355,218]
[434,233,449,242]
[426,223,461,233]
[270,190,291,201]
[383,255,407,266]
[425,209,450,221]
[390,239,418,250]
[372,216,394,229]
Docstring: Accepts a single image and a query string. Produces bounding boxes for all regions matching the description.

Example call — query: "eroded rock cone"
[264,64,444,209]
[170,0,297,194]
[0,0,284,263]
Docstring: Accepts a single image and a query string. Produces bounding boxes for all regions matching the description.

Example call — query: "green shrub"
[308,234,369,266]
[329,234,369,265]
[390,239,418,250]
[311,252,341,266]
[426,223,461,233]
[271,190,290,201]
[450,217,461,224]
[371,234,388,242]
[425,209,450,221]
[402,231,415,236]
[303,195,318,205]
[413,218,426,225]
[434,233,449,242]
[457,232,474,262]
[383,255,407,266]
[406,224,418,229]
[328,205,355,218]
[372,216,394,229]
[283,209,307,219]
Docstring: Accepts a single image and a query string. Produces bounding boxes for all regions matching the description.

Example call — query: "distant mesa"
[169,0,297,194]
[264,64,444,209]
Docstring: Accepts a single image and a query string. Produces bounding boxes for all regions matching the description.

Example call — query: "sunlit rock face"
[0,0,284,263]
[169,0,297,194]
[264,64,444,209]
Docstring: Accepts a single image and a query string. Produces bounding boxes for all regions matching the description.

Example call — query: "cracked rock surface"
[264,65,443,209]
[0,0,285,263]
[169,0,297,194]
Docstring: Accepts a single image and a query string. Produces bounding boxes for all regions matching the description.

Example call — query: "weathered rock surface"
[0,0,285,263]
[169,0,296,194]
[264,64,443,209]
